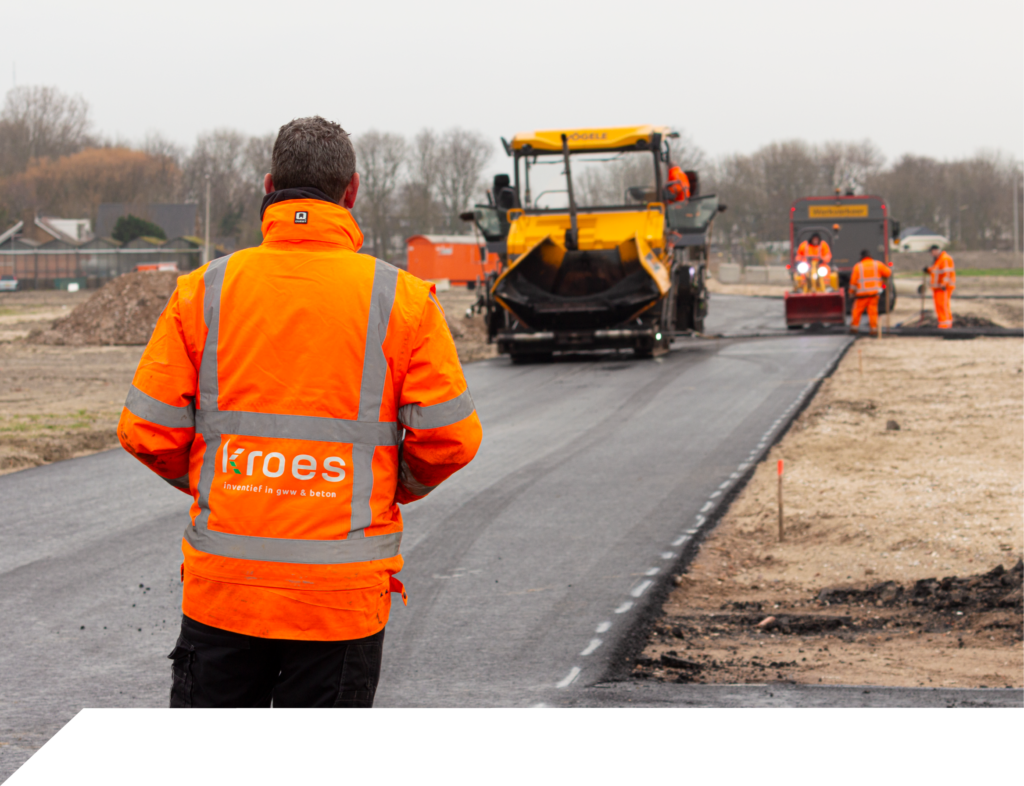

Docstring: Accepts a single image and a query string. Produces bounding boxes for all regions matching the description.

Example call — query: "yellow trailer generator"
[468,126,723,362]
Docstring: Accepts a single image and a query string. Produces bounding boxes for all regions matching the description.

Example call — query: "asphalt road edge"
[597,337,856,687]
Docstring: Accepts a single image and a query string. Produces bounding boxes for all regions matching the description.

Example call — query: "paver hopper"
[464,126,723,361]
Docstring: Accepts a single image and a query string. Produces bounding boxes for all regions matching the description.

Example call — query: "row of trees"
[708,139,1023,251]
[0,87,493,255]
[1,85,1021,256]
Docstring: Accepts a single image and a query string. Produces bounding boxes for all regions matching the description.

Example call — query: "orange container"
[405,235,498,286]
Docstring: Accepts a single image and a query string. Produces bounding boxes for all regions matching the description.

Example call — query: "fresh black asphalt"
[2,295,1017,778]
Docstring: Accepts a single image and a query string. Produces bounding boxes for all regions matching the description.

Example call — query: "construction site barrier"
[0,247,204,290]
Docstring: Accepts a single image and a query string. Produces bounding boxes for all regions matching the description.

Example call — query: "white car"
[895,233,949,253]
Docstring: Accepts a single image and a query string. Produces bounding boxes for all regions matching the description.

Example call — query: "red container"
[784,291,846,327]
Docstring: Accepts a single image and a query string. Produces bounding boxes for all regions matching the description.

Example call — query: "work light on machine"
[796,262,809,274]
[817,266,828,277]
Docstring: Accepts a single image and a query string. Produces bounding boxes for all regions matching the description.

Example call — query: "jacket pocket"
[168,636,196,708]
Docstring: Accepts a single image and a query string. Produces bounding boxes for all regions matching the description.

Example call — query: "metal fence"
[0,247,204,290]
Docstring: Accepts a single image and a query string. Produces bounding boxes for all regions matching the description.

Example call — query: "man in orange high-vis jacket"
[118,117,482,708]
[795,233,833,273]
[925,244,956,329]
[666,164,690,202]
[848,249,892,334]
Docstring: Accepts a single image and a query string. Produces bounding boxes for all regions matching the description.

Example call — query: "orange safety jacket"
[666,166,690,202]
[849,257,891,298]
[795,240,832,268]
[927,250,956,290]
[118,188,482,641]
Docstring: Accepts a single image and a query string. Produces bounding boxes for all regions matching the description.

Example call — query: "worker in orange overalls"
[925,244,956,329]
[794,233,834,291]
[848,249,892,334]
[118,116,482,708]
[666,163,690,202]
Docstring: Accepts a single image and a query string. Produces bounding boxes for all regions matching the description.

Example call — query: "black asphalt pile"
[28,271,178,345]
[633,561,1022,686]
[817,561,1023,612]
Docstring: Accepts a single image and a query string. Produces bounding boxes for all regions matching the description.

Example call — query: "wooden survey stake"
[777,459,784,542]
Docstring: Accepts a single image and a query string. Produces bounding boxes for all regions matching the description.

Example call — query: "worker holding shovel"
[924,244,956,329]
[848,249,892,335]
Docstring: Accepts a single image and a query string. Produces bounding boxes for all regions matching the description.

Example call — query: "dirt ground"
[434,286,498,364]
[0,284,495,476]
[636,337,1024,688]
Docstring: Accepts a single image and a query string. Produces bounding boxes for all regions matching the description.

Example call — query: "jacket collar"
[260,188,363,251]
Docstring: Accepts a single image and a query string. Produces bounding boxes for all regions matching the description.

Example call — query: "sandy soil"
[0,342,143,474]
[636,337,1023,688]
[0,286,496,476]
[435,286,498,364]
[0,290,91,342]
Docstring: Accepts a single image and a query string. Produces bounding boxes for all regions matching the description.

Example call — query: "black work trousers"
[168,615,385,708]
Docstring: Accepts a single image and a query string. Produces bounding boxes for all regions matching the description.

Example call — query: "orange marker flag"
[777,459,784,541]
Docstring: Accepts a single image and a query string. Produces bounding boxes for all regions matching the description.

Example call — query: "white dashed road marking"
[556,667,581,688]
[580,639,602,656]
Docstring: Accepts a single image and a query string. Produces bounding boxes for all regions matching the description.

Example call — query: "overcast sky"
[6,0,1023,173]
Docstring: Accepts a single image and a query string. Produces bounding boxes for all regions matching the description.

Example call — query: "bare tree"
[183,129,270,248]
[0,147,181,223]
[140,132,186,169]
[399,128,444,236]
[0,86,93,176]
[667,129,707,172]
[352,130,407,258]
[435,129,491,233]
[819,140,885,194]
[573,129,707,207]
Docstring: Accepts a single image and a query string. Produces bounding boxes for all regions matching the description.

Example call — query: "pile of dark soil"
[28,271,178,345]
[817,562,1022,611]
[633,562,1022,686]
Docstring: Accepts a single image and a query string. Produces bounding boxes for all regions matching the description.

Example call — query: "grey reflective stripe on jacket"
[164,474,190,492]
[398,388,476,430]
[399,455,438,497]
[184,255,403,565]
[124,385,195,429]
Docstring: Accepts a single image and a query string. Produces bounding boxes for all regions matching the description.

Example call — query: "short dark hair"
[810,233,821,242]
[271,116,355,202]
[929,244,941,251]
[860,249,871,258]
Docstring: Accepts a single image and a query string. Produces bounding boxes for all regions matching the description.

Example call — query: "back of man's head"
[860,249,871,259]
[271,117,355,202]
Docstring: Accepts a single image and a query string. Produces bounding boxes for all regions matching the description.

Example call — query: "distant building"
[96,203,198,240]
[39,217,92,242]
[896,226,949,252]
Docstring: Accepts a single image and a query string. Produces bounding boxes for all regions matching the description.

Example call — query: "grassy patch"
[0,411,103,434]
[956,268,1024,277]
